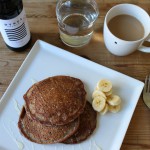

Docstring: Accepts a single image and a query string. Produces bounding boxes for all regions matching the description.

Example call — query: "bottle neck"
[0,0,23,20]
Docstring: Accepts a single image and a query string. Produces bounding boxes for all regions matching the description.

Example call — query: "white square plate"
[0,40,144,150]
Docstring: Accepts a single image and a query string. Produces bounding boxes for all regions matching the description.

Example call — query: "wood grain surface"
[0,0,150,149]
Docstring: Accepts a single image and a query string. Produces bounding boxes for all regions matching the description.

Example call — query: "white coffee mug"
[103,4,150,56]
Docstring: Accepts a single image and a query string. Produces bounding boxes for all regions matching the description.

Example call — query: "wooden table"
[0,0,150,149]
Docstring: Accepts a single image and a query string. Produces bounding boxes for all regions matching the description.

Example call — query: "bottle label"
[0,9,30,48]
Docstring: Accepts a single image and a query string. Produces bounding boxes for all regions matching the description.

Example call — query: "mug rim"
[105,3,150,43]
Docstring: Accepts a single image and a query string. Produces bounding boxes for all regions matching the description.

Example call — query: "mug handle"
[138,34,150,53]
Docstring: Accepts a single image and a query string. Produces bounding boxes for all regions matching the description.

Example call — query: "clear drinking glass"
[56,0,99,47]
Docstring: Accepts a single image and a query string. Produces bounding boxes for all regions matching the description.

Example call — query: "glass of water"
[56,0,99,47]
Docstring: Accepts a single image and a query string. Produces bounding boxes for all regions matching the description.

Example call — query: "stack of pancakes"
[18,76,97,144]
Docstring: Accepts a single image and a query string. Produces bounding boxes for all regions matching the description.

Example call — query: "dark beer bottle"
[0,0,31,51]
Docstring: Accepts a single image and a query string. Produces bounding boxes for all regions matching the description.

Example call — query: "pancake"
[63,101,97,144]
[24,76,86,125]
[18,107,79,144]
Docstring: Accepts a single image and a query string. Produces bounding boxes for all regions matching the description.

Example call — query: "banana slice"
[108,104,121,113]
[100,103,108,115]
[92,90,106,99]
[97,79,112,92]
[105,89,113,97]
[107,95,121,106]
[92,96,106,112]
